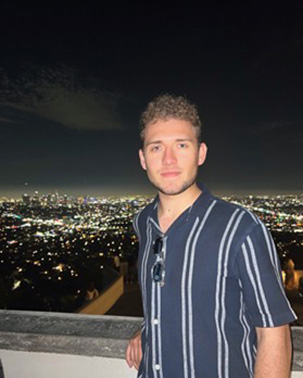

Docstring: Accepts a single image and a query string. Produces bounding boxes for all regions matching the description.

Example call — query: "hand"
[126,330,142,370]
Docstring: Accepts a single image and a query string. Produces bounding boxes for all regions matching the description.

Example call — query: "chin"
[152,178,197,196]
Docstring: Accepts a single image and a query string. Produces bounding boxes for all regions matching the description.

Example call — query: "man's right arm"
[126,330,142,370]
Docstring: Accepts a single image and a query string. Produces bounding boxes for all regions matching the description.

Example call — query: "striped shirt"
[133,184,296,378]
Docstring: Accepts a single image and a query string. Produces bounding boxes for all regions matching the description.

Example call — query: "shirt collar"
[148,182,213,231]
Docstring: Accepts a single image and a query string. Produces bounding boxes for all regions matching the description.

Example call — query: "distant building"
[32,191,40,206]
[22,193,30,205]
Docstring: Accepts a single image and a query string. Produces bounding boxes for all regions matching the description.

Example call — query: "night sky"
[0,1,302,197]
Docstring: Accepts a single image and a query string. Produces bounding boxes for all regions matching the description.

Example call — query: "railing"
[0,310,302,378]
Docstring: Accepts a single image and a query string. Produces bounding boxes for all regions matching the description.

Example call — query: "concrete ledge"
[0,310,303,372]
[0,310,142,359]
[292,327,303,371]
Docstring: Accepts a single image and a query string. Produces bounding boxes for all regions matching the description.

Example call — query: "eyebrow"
[145,138,194,147]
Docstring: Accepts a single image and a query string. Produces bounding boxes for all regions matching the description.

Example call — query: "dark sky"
[0,1,302,196]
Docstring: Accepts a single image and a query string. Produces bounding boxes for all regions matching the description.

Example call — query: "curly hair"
[140,94,201,142]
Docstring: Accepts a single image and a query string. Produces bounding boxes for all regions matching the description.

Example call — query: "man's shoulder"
[134,199,157,225]
[197,184,259,229]
[132,199,157,239]
[209,194,261,231]
[203,195,273,255]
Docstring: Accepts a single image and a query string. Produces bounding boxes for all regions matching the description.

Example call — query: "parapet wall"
[0,310,302,377]
[0,310,142,359]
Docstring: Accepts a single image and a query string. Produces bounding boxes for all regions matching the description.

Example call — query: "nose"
[162,146,177,165]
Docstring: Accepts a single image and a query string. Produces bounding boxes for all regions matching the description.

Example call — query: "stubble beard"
[148,170,198,196]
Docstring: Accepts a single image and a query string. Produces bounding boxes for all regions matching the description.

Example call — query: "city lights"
[0,191,150,312]
[0,191,301,312]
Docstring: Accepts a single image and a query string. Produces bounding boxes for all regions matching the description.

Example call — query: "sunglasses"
[152,236,165,286]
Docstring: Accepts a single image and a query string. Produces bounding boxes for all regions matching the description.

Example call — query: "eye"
[150,145,161,152]
[178,142,188,149]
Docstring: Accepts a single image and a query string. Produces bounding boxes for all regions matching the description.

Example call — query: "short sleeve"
[235,222,297,327]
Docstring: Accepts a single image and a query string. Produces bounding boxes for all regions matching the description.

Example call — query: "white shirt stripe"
[247,235,274,326]
[215,208,240,378]
[142,219,153,339]
[181,217,200,378]
[151,280,157,377]
[241,243,268,326]
[221,211,246,377]
[239,281,254,377]
[188,200,217,377]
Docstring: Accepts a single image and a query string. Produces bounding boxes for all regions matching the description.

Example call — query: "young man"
[126,94,296,377]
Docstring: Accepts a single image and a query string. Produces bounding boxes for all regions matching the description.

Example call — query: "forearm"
[254,325,292,378]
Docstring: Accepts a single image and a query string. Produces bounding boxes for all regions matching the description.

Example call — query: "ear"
[139,149,147,170]
[198,142,207,166]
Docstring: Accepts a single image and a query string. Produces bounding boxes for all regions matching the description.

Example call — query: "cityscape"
[0,192,147,312]
[0,190,302,313]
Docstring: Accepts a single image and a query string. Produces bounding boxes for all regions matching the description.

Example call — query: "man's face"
[139,118,207,196]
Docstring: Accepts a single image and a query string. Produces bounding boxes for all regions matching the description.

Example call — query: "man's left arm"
[234,220,297,376]
[254,324,292,378]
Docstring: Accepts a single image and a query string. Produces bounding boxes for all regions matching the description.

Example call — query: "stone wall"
[0,310,302,377]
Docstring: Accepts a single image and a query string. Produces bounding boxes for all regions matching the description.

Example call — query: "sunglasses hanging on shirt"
[152,236,165,286]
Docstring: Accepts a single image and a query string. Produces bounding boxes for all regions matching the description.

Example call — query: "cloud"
[248,120,291,135]
[0,65,122,131]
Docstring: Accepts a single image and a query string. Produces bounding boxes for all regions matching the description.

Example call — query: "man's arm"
[126,330,142,370]
[254,324,292,378]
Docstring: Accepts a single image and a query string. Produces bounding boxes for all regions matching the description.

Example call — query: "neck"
[158,183,202,220]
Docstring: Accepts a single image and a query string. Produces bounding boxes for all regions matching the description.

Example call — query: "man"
[126,94,296,377]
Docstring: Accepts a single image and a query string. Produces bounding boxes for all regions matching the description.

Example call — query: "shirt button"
[155,364,161,370]
[153,318,159,325]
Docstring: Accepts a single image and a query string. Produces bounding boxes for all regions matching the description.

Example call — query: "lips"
[160,171,181,178]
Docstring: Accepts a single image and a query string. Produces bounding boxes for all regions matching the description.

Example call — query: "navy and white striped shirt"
[133,184,296,378]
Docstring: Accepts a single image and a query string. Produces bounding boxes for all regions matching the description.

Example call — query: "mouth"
[160,171,181,178]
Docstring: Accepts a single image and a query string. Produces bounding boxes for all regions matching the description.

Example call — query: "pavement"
[106,282,143,317]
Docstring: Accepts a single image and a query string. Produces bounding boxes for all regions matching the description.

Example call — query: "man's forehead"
[146,119,195,133]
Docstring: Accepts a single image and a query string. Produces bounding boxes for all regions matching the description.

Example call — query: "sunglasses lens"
[153,262,164,282]
[154,237,163,255]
